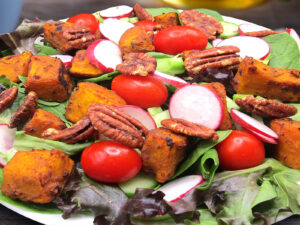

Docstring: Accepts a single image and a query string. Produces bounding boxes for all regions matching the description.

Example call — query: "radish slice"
[231,109,279,139]
[238,23,269,35]
[99,18,134,44]
[34,35,44,45]
[150,71,188,89]
[50,55,73,69]
[247,129,277,144]
[116,105,157,130]
[86,39,122,72]
[0,124,16,167]
[157,175,203,202]
[100,5,133,19]
[212,38,222,47]
[217,36,270,60]
[169,85,224,130]
[286,28,300,50]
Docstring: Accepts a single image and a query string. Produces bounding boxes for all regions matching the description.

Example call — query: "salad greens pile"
[0,6,300,225]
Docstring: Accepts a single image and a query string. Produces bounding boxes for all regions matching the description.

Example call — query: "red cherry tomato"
[81,140,142,183]
[216,130,265,170]
[67,14,99,34]
[111,74,168,109]
[153,26,208,55]
[134,20,158,32]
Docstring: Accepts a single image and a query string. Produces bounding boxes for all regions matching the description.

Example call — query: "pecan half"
[180,10,223,40]
[42,117,95,144]
[116,53,157,76]
[9,91,38,128]
[133,3,153,21]
[235,96,298,118]
[87,104,148,148]
[184,46,243,76]
[243,30,278,37]
[161,118,219,141]
[0,86,18,114]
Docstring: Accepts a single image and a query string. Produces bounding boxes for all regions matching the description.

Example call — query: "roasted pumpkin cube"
[0,52,33,82]
[154,12,180,29]
[233,57,300,102]
[119,26,155,55]
[1,149,74,203]
[23,108,66,138]
[141,128,188,183]
[201,82,233,130]
[65,82,126,123]
[270,118,300,170]
[44,22,96,53]
[69,50,104,78]
[24,56,73,102]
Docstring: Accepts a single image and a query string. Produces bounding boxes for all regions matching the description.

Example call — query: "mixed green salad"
[0,5,300,225]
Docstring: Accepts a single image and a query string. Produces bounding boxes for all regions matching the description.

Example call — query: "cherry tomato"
[153,26,208,55]
[216,130,265,170]
[111,74,168,109]
[134,20,158,32]
[67,14,99,34]
[81,140,142,183]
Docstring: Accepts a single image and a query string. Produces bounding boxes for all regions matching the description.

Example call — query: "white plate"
[0,15,267,225]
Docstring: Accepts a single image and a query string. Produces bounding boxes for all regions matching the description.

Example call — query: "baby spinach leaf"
[146,8,180,17]
[196,149,219,190]
[172,130,232,178]
[83,71,120,83]
[263,33,300,70]
[13,131,92,156]
[289,103,300,121]
[34,43,62,55]
[195,9,224,21]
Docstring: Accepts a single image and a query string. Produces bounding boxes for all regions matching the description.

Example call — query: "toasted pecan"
[0,86,18,114]
[87,104,148,148]
[180,10,223,40]
[9,91,38,128]
[116,53,157,76]
[42,117,95,144]
[235,96,298,118]
[133,3,153,21]
[184,46,242,76]
[161,118,219,140]
[243,30,279,37]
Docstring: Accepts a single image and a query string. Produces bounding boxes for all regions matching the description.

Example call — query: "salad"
[0,3,300,225]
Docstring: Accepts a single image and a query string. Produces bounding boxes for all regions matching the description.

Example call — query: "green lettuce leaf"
[0,19,49,54]
[82,71,120,83]
[263,33,300,70]
[199,159,300,225]
[13,131,92,156]
[34,43,62,55]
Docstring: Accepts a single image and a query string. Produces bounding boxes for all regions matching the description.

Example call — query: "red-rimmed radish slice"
[238,23,269,35]
[0,124,16,167]
[247,129,277,144]
[231,109,279,139]
[157,175,203,202]
[169,85,224,130]
[286,28,300,50]
[86,39,122,72]
[100,5,133,19]
[50,55,73,69]
[99,18,134,43]
[149,71,188,89]
[217,36,270,60]
[116,105,157,130]
[212,38,222,47]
